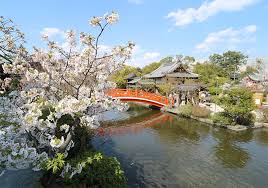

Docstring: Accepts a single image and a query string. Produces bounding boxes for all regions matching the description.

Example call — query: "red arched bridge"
[105,89,173,108]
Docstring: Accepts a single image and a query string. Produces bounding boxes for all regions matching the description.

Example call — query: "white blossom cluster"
[0,12,133,178]
[0,95,48,175]
[90,11,119,26]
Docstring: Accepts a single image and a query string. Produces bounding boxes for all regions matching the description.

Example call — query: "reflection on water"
[93,108,268,188]
[254,129,268,147]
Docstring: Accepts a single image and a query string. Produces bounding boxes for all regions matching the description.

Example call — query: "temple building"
[242,72,268,106]
[125,57,202,106]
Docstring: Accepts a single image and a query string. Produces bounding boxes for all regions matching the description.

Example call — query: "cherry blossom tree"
[0,12,134,179]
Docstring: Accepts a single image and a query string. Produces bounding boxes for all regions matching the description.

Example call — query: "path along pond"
[1,105,268,188]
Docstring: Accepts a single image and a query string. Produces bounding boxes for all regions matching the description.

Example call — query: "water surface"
[1,106,268,188]
[93,108,268,188]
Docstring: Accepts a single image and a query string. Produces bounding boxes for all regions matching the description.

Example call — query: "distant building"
[125,73,141,88]
[125,73,137,82]
[242,72,268,106]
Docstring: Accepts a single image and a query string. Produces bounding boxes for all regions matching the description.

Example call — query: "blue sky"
[1,0,267,67]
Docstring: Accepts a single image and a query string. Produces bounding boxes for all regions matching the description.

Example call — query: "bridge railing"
[106,89,172,106]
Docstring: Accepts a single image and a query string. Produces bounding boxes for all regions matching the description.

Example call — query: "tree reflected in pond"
[212,128,254,143]
[254,128,268,147]
[214,142,250,168]
[212,129,252,169]
[153,118,208,143]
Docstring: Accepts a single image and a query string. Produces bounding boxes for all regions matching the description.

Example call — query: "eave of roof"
[127,77,141,84]
[167,72,199,78]
[248,73,265,82]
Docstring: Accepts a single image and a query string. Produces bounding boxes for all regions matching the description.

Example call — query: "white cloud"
[167,0,258,27]
[128,0,143,4]
[245,25,257,33]
[117,44,161,67]
[128,49,161,67]
[195,25,257,52]
[143,52,160,60]
[40,27,65,38]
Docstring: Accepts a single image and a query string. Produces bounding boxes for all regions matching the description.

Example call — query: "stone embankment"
[162,107,268,132]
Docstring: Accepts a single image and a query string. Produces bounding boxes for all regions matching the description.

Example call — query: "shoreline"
[162,107,268,132]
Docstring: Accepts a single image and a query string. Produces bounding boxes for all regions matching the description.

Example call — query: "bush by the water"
[211,112,255,126]
[178,104,192,117]
[217,88,255,126]
[178,105,211,118]
[211,112,233,125]
[191,106,211,118]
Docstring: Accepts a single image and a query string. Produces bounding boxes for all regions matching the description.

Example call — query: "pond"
[94,106,268,188]
[1,105,268,188]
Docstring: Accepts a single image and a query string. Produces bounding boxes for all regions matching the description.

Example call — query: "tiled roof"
[143,60,181,78]
[125,73,137,80]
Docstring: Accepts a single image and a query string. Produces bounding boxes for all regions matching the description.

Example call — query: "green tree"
[156,83,172,96]
[255,58,265,72]
[209,51,248,76]
[184,56,195,63]
[193,62,227,85]
[159,56,173,64]
[240,65,257,78]
[142,62,161,75]
[110,65,141,88]
[209,54,223,65]
[183,56,195,69]
[218,88,255,126]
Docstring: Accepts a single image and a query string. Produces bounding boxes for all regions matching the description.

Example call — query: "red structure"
[106,89,172,108]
